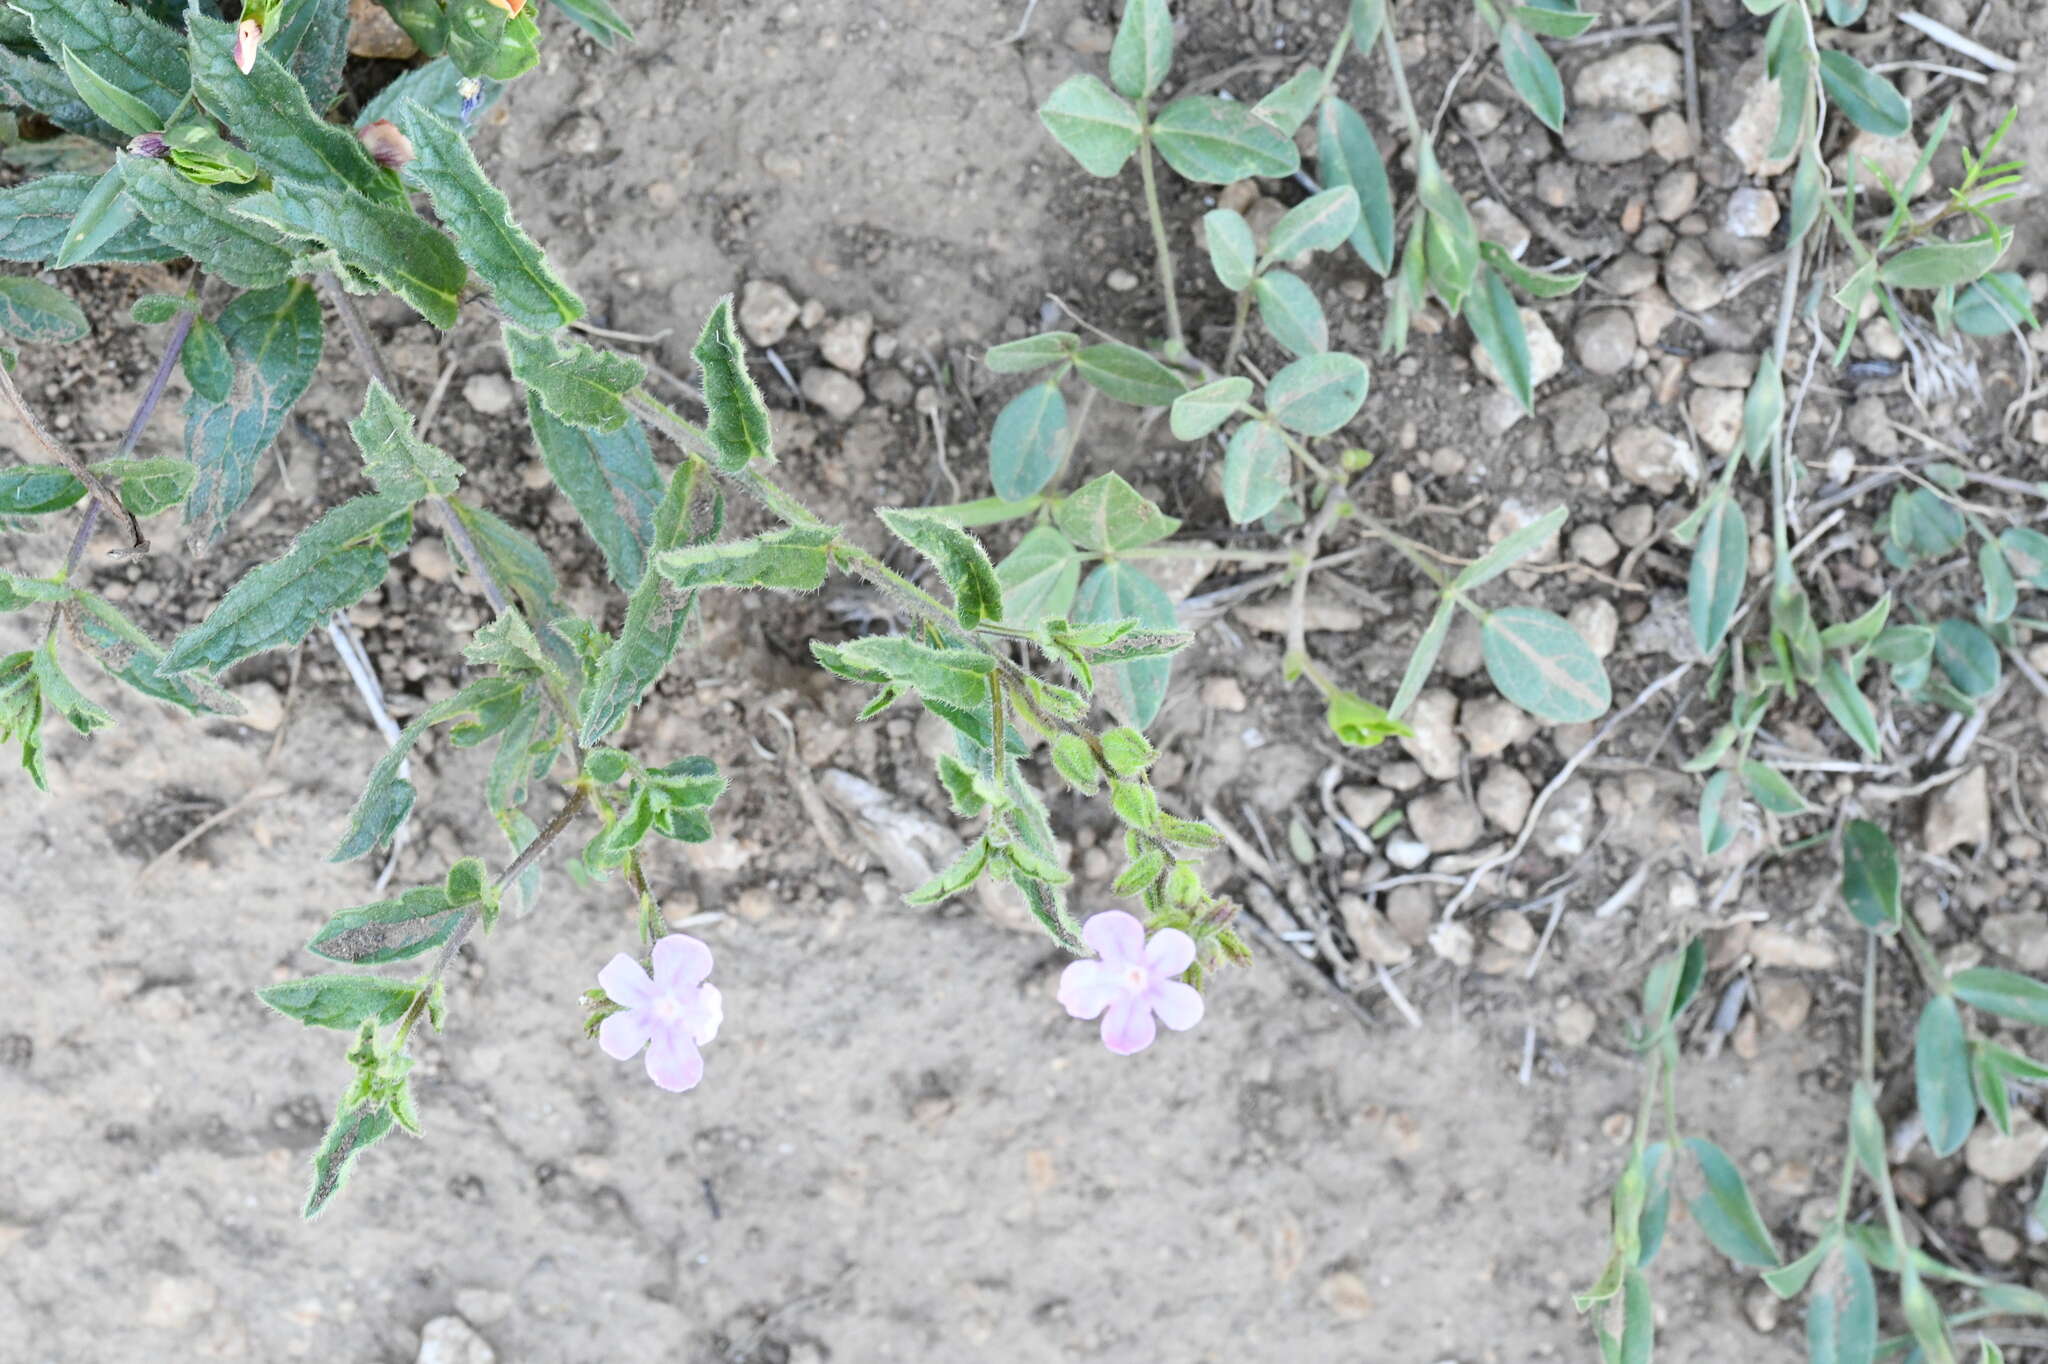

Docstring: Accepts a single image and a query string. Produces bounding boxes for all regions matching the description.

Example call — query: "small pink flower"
[597,934,722,1092]
[234,19,263,74]
[1058,911,1203,1055]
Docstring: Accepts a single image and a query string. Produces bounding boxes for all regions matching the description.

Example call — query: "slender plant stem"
[1221,288,1253,376]
[1134,100,1187,357]
[60,309,197,582]
[1377,11,1425,142]
[393,785,591,1049]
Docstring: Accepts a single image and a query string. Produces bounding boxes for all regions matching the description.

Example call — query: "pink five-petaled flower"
[234,19,263,74]
[597,934,722,1092]
[1058,911,1204,1055]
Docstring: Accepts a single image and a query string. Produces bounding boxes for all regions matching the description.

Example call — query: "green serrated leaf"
[686,296,775,468]
[15,0,190,125]
[259,974,417,1031]
[303,1101,395,1219]
[162,495,413,675]
[503,325,646,434]
[1480,606,1610,723]
[0,171,169,268]
[398,101,584,331]
[182,281,325,546]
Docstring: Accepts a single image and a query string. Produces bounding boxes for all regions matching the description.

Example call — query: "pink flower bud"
[128,131,169,159]
[234,19,262,75]
[357,120,414,171]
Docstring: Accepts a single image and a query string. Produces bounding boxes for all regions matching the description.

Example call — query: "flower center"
[652,993,684,1023]
[1123,965,1149,992]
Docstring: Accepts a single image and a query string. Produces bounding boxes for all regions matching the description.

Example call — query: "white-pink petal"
[1057,959,1120,1020]
[688,982,724,1045]
[599,1007,652,1060]
[1150,979,1205,1032]
[651,933,714,990]
[643,1025,705,1092]
[1099,997,1158,1055]
[597,953,654,1009]
[1143,927,1196,976]
[1080,910,1146,967]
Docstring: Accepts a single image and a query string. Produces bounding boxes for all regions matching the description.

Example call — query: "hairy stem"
[1134,101,1187,357]
[61,308,197,582]
[393,785,591,1049]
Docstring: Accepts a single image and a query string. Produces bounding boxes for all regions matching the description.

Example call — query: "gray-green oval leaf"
[1688,494,1748,655]
[1498,22,1565,132]
[1170,375,1251,441]
[1253,269,1327,357]
[1073,342,1183,406]
[990,380,1068,500]
[1817,50,1910,138]
[1315,97,1395,276]
[1203,208,1257,292]
[1108,0,1173,100]
[1683,1137,1781,1268]
[1934,617,1999,698]
[1481,606,1611,722]
[1150,95,1301,184]
[1264,352,1368,436]
[1222,421,1290,524]
[1039,74,1142,178]
[0,276,87,345]
[1262,186,1359,265]
[1916,995,1975,1157]
[1840,818,1899,930]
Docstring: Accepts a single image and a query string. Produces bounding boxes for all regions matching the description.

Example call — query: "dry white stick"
[1441,664,1691,921]
[325,614,413,891]
[1899,10,2018,72]
[1375,961,1425,1030]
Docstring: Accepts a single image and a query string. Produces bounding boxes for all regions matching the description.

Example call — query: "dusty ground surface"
[6,0,2048,1360]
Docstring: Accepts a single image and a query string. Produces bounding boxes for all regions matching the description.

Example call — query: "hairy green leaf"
[259,974,417,1031]
[303,1101,395,1219]
[183,281,325,545]
[657,527,836,593]
[352,379,465,503]
[1202,208,1256,292]
[0,47,122,143]
[119,157,299,288]
[399,101,583,330]
[267,0,351,109]
[878,508,1004,629]
[1262,186,1360,266]
[834,636,994,711]
[63,593,236,716]
[333,675,528,860]
[14,0,190,124]
[56,43,158,137]
[229,178,466,327]
[40,167,167,270]
[308,886,465,965]
[162,495,413,675]
[186,14,397,205]
[504,325,646,434]
[1170,375,1251,441]
[0,276,86,345]
[528,399,659,588]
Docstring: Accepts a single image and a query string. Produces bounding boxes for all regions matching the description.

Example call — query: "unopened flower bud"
[483,0,528,13]
[457,76,485,123]
[357,119,414,171]
[234,19,263,74]
[128,131,169,159]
